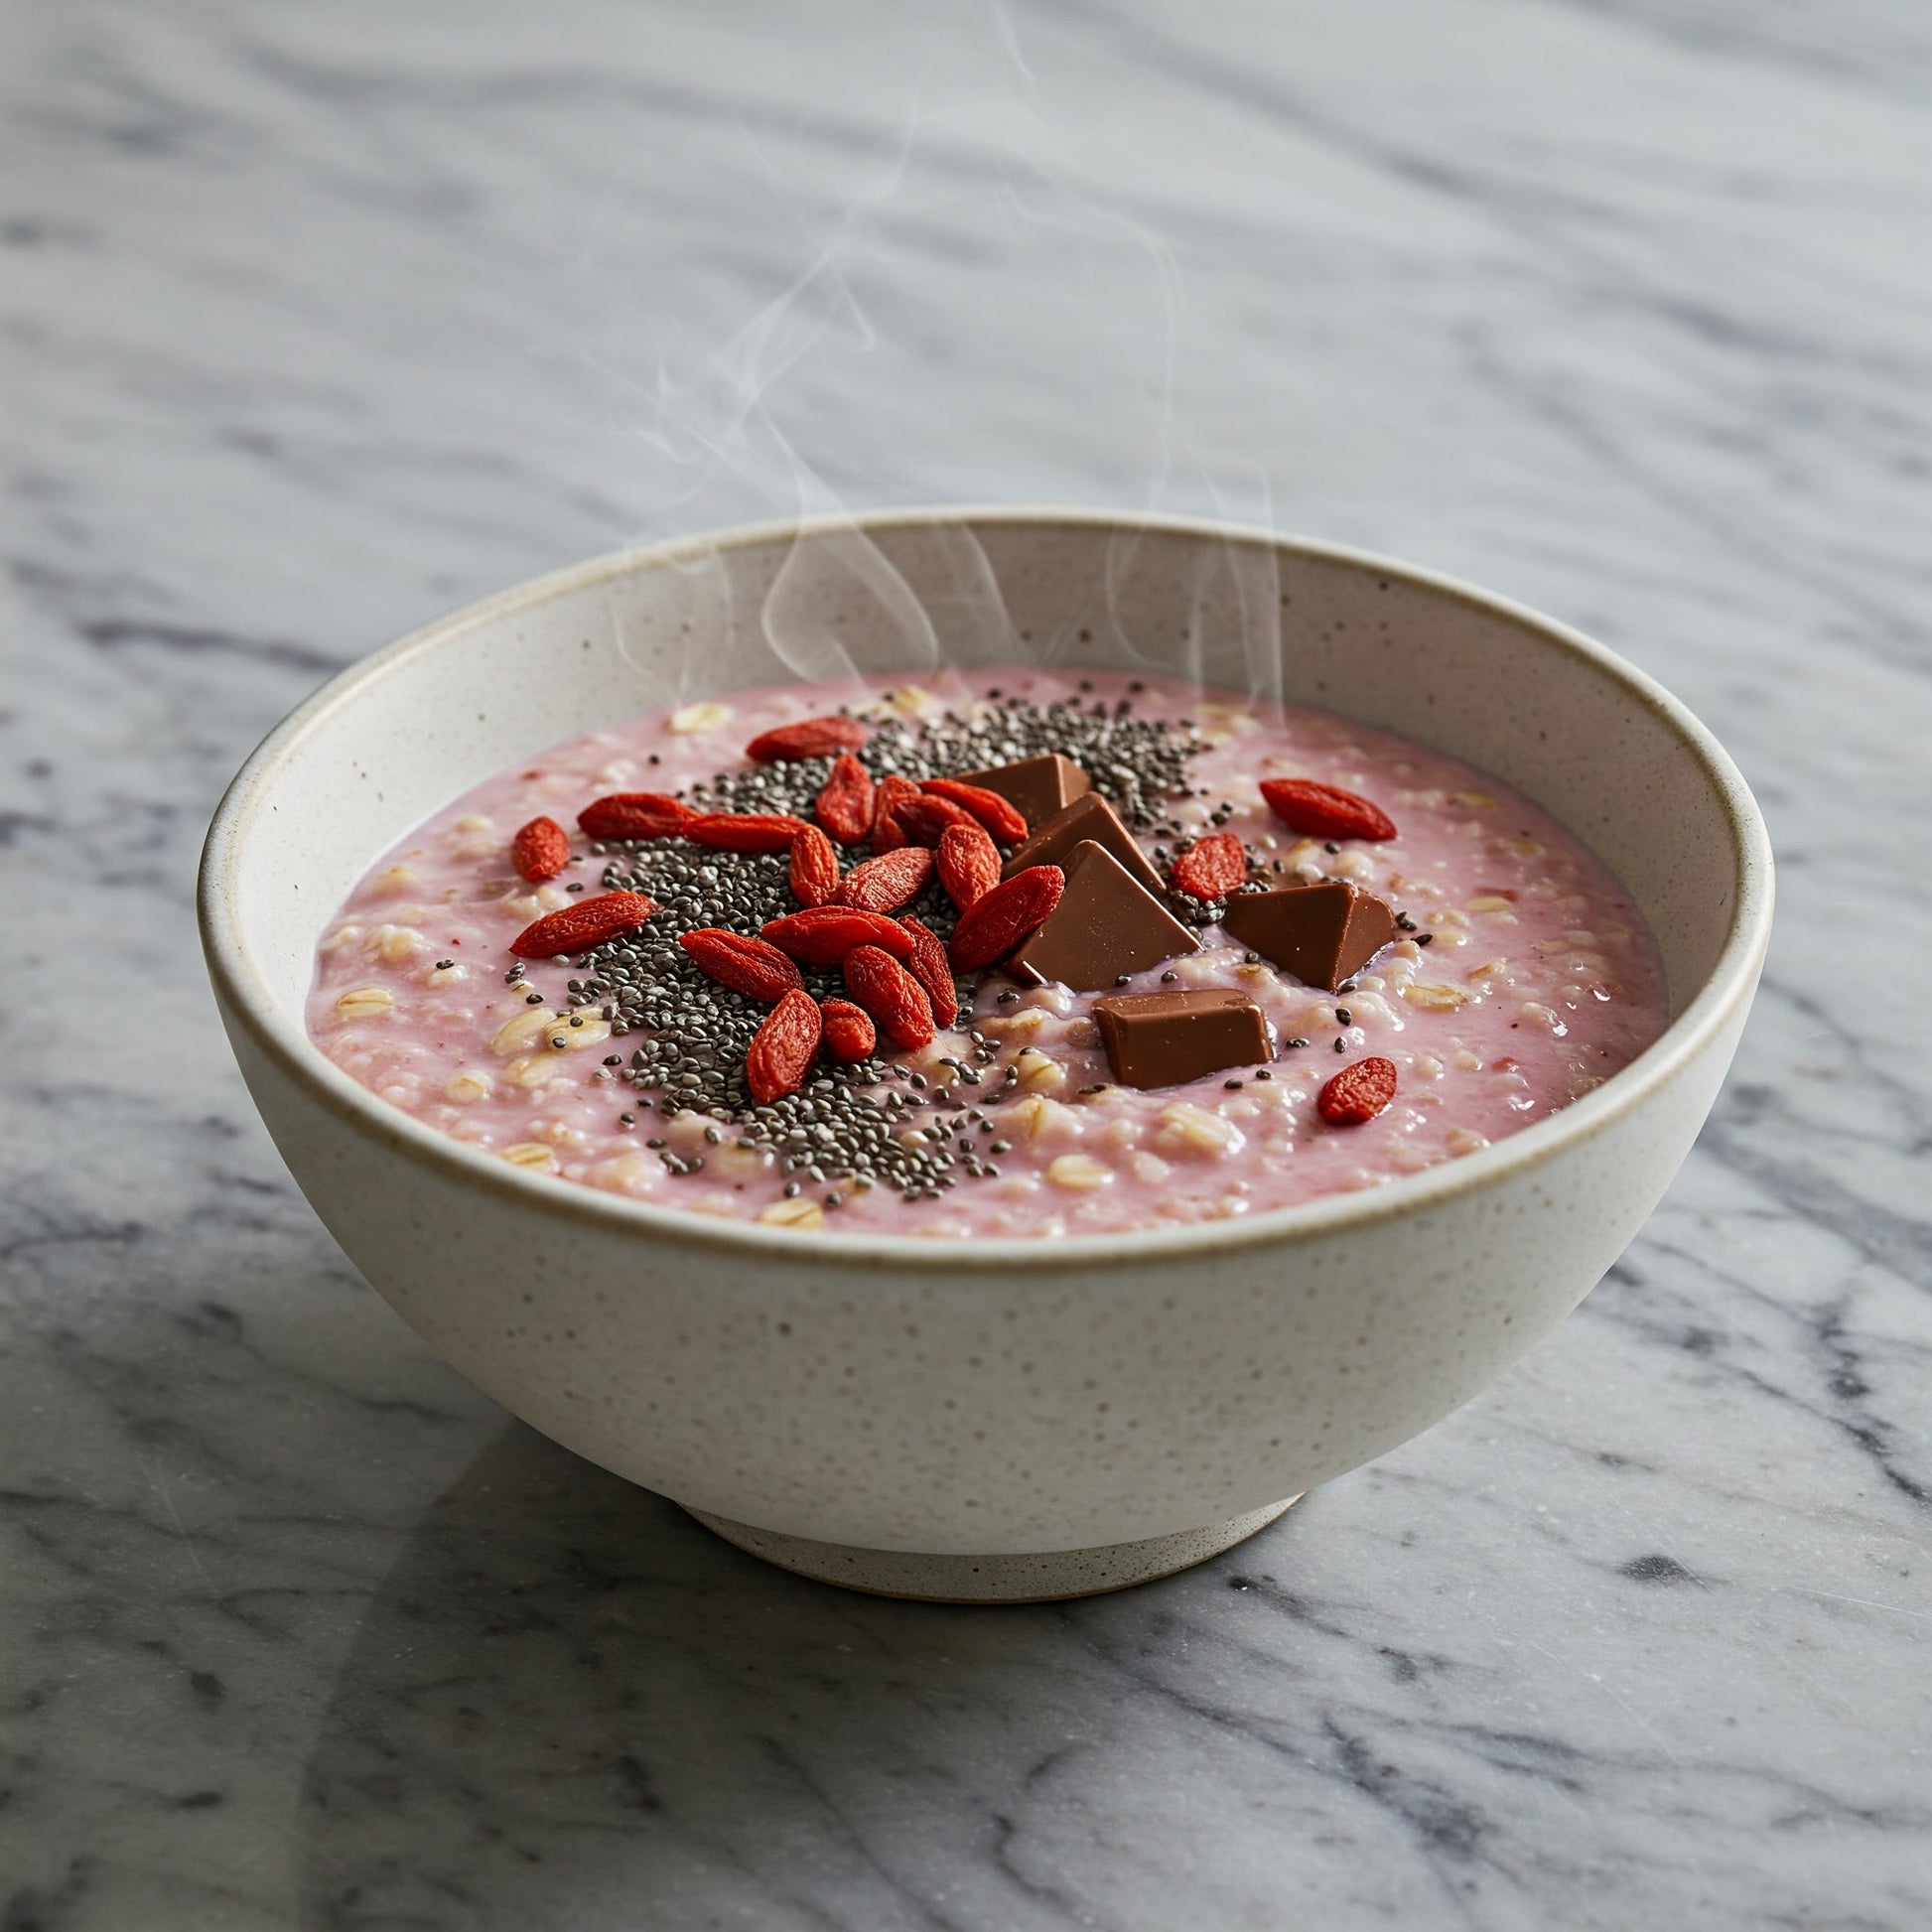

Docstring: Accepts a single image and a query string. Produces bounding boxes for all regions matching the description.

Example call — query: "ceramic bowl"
[200,510,1772,1601]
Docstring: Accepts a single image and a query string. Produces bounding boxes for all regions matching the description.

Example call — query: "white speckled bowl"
[200,510,1771,1601]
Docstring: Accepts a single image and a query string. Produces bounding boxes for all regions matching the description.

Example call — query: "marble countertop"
[4,1,1929,1925]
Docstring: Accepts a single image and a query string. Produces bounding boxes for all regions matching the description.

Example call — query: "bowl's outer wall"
[207,514,1769,1553]
[217,984,1750,1554]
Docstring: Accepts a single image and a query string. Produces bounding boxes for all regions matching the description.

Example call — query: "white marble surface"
[3,1,1929,1925]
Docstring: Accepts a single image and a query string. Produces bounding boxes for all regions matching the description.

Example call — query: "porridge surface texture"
[308,668,1666,1236]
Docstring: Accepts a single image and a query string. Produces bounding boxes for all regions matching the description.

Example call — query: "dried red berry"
[508,891,655,959]
[1316,1055,1399,1126]
[788,824,841,907]
[510,815,570,882]
[679,928,805,1003]
[683,811,811,854]
[744,715,871,762]
[577,791,694,842]
[836,845,933,914]
[815,753,876,845]
[819,996,878,1063]
[760,905,918,967]
[746,988,823,1103]
[842,944,936,1051]
[919,777,1028,845]
[895,792,975,847]
[869,773,922,853]
[1171,830,1248,900]
[1259,778,1398,842]
[947,865,1065,971]
[936,818,1002,913]
[899,916,960,1029]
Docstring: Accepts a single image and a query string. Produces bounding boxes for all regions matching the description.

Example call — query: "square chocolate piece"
[1007,842,1202,992]
[1001,791,1165,896]
[1092,988,1271,1089]
[1219,881,1395,992]
[951,754,1090,834]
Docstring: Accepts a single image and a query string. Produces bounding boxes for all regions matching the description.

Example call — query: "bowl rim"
[200,505,1774,1274]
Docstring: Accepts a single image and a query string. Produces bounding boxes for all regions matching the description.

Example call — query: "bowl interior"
[217,513,1754,1047]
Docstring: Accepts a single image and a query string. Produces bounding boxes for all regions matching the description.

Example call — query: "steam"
[550,1,1285,707]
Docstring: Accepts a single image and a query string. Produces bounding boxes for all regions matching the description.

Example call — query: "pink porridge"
[308,670,1667,1236]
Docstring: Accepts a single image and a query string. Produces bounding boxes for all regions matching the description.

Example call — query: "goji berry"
[508,890,655,959]
[919,777,1028,845]
[683,811,811,854]
[578,791,694,841]
[760,905,918,967]
[869,773,921,852]
[842,944,936,1051]
[745,988,823,1103]
[836,845,933,914]
[899,916,960,1029]
[1171,830,1248,899]
[510,815,570,882]
[946,865,1065,971]
[896,792,975,847]
[679,927,805,1003]
[819,997,878,1063]
[744,715,871,762]
[1259,778,1397,842]
[788,824,841,906]
[1316,1055,1398,1126]
[815,753,876,845]
[936,818,1002,912]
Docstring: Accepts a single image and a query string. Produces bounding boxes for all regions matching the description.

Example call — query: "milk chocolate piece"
[1092,988,1271,1089]
[1001,792,1165,895]
[1219,881,1396,992]
[1007,842,1202,992]
[952,754,1090,832]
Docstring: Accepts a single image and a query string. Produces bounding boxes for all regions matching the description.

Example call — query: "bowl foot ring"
[682,1495,1301,1603]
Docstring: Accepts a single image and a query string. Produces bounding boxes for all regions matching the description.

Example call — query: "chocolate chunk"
[1001,792,1165,895]
[1091,988,1271,1089]
[953,754,1090,832]
[1007,841,1203,992]
[1219,881,1396,992]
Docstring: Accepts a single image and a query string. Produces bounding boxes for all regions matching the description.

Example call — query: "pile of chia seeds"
[686,683,1201,828]
[522,690,1206,1206]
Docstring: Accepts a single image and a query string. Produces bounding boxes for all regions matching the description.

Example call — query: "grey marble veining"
[3,1,1929,1926]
